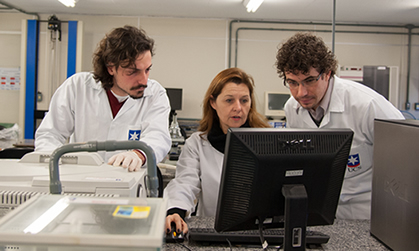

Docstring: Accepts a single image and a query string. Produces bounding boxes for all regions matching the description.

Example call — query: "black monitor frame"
[166,88,183,111]
[214,128,353,250]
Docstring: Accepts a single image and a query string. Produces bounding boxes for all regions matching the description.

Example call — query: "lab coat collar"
[319,76,344,127]
[327,76,344,111]
[86,75,104,91]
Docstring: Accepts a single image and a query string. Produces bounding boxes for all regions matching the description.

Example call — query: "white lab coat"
[284,76,404,220]
[163,132,224,217]
[35,72,171,163]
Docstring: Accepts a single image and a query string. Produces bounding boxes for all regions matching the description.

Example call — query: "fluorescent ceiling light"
[243,0,264,13]
[58,0,77,8]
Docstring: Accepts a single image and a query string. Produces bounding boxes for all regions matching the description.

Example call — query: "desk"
[165,217,390,250]
[12,139,35,148]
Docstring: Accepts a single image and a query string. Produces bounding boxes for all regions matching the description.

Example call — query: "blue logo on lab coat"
[347,153,361,172]
[128,129,141,141]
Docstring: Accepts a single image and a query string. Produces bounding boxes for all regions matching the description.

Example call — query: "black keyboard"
[188,228,330,246]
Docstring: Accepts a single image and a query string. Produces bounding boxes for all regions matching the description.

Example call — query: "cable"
[400,110,417,120]
[226,238,233,250]
[258,218,269,250]
[177,242,193,251]
[136,184,142,197]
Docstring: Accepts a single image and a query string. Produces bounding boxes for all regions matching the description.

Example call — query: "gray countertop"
[165,217,390,250]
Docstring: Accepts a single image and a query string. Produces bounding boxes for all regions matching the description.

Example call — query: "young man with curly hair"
[275,32,404,220]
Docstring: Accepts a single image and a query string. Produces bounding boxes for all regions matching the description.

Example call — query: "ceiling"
[1,0,419,26]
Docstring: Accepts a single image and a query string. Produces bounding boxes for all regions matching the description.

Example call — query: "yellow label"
[112,205,150,219]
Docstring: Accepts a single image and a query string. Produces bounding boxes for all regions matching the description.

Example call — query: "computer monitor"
[215,128,353,250]
[264,91,291,118]
[166,88,183,111]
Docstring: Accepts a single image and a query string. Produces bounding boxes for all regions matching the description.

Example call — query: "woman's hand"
[165,213,189,234]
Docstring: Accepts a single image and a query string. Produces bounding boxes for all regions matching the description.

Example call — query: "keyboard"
[188,228,330,246]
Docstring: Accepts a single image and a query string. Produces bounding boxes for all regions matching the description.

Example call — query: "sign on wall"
[0,67,20,91]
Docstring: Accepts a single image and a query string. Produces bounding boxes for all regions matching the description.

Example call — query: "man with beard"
[35,26,171,172]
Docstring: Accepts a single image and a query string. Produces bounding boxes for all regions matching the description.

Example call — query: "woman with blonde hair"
[164,67,270,235]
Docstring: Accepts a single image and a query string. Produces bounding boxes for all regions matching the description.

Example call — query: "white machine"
[0,151,148,210]
[0,194,167,251]
[0,141,165,250]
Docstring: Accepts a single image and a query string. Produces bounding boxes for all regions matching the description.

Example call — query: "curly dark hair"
[92,25,155,89]
[275,32,337,79]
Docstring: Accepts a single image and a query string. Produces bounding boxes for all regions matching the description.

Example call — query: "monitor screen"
[166,88,183,111]
[214,128,353,247]
[264,92,291,118]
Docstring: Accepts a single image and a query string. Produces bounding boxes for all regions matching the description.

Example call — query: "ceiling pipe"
[332,0,336,54]
[0,0,40,19]
[405,24,414,110]
[228,19,410,68]
[233,27,408,68]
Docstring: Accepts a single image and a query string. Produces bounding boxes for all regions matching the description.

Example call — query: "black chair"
[0,147,34,159]
[157,166,163,197]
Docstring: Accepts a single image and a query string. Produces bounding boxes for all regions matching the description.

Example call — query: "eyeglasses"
[283,70,324,90]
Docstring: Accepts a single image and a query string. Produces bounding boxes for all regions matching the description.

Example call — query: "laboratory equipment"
[0,194,167,250]
[169,112,183,140]
[47,140,159,197]
[0,140,165,249]
[0,139,160,211]
[363,66,390,100]
[264,91,290,119]
[338,65,400,108]
[168,112,184,161]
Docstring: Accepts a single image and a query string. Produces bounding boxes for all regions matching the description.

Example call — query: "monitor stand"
[282,184,308,251]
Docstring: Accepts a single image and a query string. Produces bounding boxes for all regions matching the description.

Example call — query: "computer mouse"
[165,222,185,243]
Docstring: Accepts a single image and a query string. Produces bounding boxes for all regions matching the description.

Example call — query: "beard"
[130,93,144,99]
[129,85,147,99]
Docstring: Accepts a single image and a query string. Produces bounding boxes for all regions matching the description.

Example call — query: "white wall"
[0,13,26,125]
[231,23,410,113]
[1,13,419,132]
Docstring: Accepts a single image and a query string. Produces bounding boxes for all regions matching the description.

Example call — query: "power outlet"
[37,92,43,102]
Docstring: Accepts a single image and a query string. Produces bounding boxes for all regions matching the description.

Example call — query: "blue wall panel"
[24,20,38,139]
[67,21,77,78]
